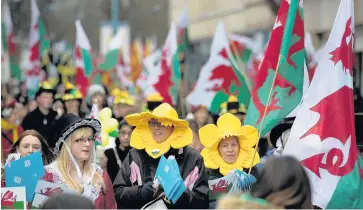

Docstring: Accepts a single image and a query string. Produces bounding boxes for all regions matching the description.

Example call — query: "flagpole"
[248,0,299,174]
[230,40,253,92]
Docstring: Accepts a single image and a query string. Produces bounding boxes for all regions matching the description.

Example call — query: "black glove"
[140,182,154,200]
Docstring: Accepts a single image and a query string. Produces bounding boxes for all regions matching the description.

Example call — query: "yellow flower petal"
[199,124,219,148]
[238,125,258,148]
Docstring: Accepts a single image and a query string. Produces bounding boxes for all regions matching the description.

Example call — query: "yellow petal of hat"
[147,92,164,102]
[125,103,192,159]
[199,113,260,175]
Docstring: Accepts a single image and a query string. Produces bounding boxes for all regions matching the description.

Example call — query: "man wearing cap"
[21,81,58,148]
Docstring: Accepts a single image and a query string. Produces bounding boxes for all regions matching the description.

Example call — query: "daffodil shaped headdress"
[199,113,260,176]
[125,103,193,159]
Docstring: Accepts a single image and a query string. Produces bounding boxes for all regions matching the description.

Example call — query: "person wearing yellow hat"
[199,113,260,207]
[112,91,136,122]
[62,85,85,118]
[220,95,248,124]
[199,112,260,178]
[21,81,58,148]
[145,92,164,112]
[113,103,209,209]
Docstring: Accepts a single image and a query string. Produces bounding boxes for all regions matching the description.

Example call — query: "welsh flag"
[146,23,180,105]
[75,19,92,96]
[98,29,125,89]
[98,29,123,71]
[177,7,189,59]
[283,0,363,208]
[186,22,250,113]
[244,0,305,136]
[1,1,21,80]
[27,0,50,97]
[229,34,255,64]
[144,49,161,93]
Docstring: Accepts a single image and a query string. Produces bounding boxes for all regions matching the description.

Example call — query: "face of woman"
[65,99,80,114]
[118,125,132,148]
[17,135,42,157]
[218,136,240,164]
[70,128,94,161]
[194,108,209,125]
[91,93,105,109]
[148,119,174,143]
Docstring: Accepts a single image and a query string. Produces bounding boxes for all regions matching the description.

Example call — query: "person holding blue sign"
[198,113,260,207]
[113,103,209,209]
[41,113,117,209]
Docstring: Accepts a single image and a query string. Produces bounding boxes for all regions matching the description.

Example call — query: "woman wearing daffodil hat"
[199,113,260,207]
[113,103,209,209]
[200,113,260,178]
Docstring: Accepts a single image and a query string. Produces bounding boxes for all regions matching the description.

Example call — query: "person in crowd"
[104,120,134,182]
[15,81,29,106]
[249,156,312,209]
[199,113,260,207]
[269,117,295,156]
[87,84,107,111]
[21,81,58,148]
[62,83,85,117]
[112,92,136,122]
[41,193,95,209]
[144,92,164,112]
[219,95,247,124]
[113,103,209,209]
[9,130,55,165]
[42,113,117,209]
[1,99,24,158]
[216,194,282,209]
[187,105,213,152]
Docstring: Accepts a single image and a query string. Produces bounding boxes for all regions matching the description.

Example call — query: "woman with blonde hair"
[42,114,117,209]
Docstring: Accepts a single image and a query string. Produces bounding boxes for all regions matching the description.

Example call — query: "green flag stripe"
[98,49,119,71]
[280,0,298,57]
[82,48,93,77]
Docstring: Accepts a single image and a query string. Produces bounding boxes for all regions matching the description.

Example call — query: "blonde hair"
[57,127,105,193]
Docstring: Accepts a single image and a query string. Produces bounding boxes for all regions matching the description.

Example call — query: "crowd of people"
[0,78,340,209]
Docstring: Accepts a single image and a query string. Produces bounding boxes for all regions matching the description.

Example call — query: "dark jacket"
[21,108,57,148]
[113,147,209,209]
[104,145,131,183]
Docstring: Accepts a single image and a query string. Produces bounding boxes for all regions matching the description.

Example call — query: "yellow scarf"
[1,119,19,143]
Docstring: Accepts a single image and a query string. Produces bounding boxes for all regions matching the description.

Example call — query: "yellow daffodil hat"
[125,103,193,159]
[199,113,260,176]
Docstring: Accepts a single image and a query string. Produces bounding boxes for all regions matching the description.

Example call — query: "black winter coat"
[113,147,209,209]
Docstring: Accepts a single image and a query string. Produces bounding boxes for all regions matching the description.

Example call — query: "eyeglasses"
[119,130,132,136]
[148,119,162,128]
[74,137,95,144]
